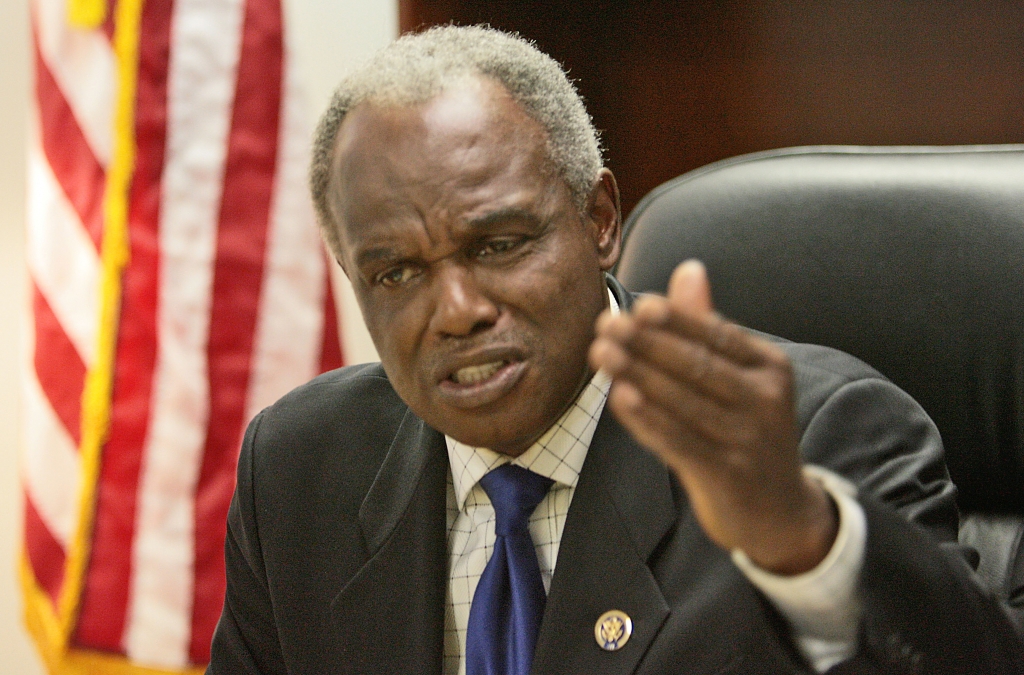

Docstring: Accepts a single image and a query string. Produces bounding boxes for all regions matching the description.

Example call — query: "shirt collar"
[446,289,619,510]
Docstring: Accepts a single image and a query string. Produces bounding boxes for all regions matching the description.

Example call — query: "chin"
[438,412,535,456]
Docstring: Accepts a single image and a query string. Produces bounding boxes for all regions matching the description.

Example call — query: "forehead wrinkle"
[334,78,567,271]
[353,245,400,269]
[351,217,438,264]
[336,79,549,203]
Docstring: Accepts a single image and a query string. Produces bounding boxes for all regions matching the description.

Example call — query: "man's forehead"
[334,76,544,158]
[328,79,553,219]
[323,74,583,280]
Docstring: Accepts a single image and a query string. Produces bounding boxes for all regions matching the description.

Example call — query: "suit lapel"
[329,409,450,675]
[532,409,680,675]
[533,279,820,675]
[326,278,655,673]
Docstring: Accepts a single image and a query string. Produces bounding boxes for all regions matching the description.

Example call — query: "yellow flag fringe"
[22,0,148,670]
[59,0,142,644]
[67,0,107,30]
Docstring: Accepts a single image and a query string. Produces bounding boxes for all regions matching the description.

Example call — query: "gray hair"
[309,25,604,259]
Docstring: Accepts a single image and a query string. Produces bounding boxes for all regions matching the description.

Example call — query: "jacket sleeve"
[826,496,1024,674]
[207,411,288,675]
[790,365,1024,673]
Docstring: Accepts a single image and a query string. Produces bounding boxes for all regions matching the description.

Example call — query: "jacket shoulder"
[261,362,400,426]
[756,331,894,428]
[245,362,411,521]
[755,328,886,384]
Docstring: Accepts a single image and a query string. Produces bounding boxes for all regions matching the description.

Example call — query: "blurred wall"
[0,2,394,672]
[0,0,37,670]
[401,0,1024,216]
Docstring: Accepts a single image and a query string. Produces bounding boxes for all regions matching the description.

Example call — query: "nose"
[429,263,499,337]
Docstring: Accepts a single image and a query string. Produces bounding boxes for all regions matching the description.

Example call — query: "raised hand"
[590,260,837,575]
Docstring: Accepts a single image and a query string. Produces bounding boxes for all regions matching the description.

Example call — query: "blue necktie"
[466,464,554,675]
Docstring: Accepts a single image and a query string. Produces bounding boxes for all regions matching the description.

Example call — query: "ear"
[586,168,622,271]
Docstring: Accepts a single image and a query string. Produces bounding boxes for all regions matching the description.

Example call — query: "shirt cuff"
[731,465,867,673]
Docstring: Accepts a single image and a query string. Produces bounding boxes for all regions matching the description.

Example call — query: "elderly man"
[208,26,1022,675]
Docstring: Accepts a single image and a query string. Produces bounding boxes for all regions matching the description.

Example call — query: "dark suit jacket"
[208,279,1024,674]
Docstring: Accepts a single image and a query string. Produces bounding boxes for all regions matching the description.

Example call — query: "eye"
[376,265,419,287]
[474,238,520,258]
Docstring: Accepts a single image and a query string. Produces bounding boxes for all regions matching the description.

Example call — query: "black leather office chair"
[616,145,1024,626]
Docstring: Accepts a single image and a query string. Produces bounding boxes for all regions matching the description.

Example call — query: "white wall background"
[0,1,395,672]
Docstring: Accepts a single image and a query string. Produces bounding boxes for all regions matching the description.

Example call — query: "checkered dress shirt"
[441,294,618,675]
[442,368,612,675]
[439,290,864,674]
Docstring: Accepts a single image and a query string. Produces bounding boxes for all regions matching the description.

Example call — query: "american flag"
[22,0,342,670]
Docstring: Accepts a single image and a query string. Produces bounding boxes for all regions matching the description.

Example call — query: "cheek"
[526,240,605,319]
[361,298,427,382]
[499,259,604,363]
[515,230,594,295]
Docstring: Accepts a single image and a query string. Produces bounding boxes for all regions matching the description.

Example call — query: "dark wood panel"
[400,1,1024,217]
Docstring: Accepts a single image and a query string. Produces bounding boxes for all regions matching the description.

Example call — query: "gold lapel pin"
[594,609,632,651]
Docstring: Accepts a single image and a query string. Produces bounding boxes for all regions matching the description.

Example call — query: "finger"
[596,310,739,403]
[596,307,770,404]
[605,379,709,471]
[667,259,714,316]
[627,295,779,369]
[588,334,630,376]
[613,321,751,405]
[601,339,748,447]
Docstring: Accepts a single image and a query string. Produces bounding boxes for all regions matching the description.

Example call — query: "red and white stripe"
[24,0,342,669]
[24,0,111,611]
[123,0,247,665]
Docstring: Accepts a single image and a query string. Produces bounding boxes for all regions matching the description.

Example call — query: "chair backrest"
[616,145,1024,608]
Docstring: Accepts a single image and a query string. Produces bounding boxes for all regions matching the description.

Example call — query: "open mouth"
[438,356,528,408]
[450,360,508,385]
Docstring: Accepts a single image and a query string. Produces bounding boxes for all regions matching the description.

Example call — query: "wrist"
[741,474,840,576]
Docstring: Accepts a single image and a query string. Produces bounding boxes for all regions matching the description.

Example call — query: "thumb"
[667,259,714,316]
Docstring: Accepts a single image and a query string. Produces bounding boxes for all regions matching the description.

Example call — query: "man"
[208,26,1023,674]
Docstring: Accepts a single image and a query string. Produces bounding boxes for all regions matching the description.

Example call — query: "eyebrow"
[352,207,545,269]
[466,207,543,230]
[354,246,403,269]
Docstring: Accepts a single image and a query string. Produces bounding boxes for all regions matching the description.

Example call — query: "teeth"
[452,361,506,384]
